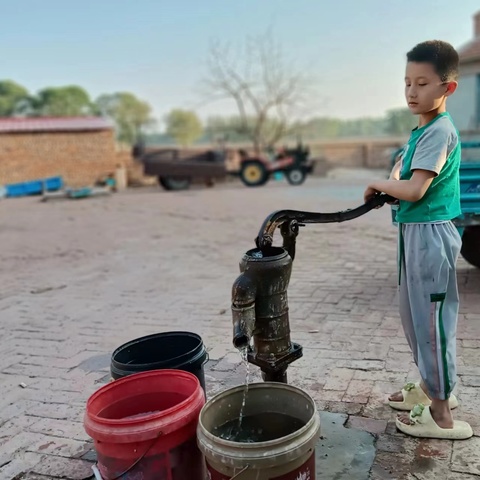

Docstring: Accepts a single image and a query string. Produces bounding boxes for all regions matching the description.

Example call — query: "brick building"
[449,11,480,134]
[0,117,119,188]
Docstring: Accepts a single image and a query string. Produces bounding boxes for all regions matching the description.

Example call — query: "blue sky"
[1,1,479,125]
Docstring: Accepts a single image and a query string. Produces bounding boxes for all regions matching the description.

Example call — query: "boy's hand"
[364,186,380,204]
[364,185,387,209]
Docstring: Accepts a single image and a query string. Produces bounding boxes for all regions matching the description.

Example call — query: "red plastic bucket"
[84,370,205,480]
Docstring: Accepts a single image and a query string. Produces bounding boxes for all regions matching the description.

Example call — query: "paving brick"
[0,452,43,479]
[321,401,364,416]
[342,393,369,404]
[345,379,374,398]
[408,459,451,480]
[370,451,413,479]
[446,472,480,480]
[27,418,90,442]
[323,368,355,391]
[0,354,26,371]
[315,389,346,402]
[459,375,480,387]
[0,415,40,439]
[451,437,480,476]
[2,178,479,478]
[0,432,45,466]
[31,456,94,479]
[376,434,410,454]
[346,416,387,435]
[26,437,89,458]
[27,402,84,422]
[23,389,86,406]
[10,474,53,480]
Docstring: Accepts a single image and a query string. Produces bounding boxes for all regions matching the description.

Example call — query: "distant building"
[449,11,480,134]
[0,117,118,187]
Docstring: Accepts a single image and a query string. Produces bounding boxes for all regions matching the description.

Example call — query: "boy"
[364,40,472,439]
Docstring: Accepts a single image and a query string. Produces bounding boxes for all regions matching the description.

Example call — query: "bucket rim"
[111,331,205,370]
[86,369,201,426]
[198,382,318,449]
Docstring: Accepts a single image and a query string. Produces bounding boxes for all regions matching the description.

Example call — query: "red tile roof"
[0,117,114,133]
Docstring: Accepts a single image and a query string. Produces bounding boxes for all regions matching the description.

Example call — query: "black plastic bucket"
[110,331,209,393]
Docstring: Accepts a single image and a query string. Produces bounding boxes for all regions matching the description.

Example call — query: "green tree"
[28,86,93,116]
[299,118,342,139]
[384,108,417,135]
[96,92,153,145]
[165,109,203,146]
[339,117,385,137]
[0,80,30,116]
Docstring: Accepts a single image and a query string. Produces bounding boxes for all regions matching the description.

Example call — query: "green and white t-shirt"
[395,112,461,224]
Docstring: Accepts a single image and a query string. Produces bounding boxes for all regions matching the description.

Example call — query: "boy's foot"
[397,406,454,429]
[388,380,429,402]
[388,381,458,411]
[395,404,472,440]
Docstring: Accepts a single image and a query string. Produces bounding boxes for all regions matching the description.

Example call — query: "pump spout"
[231,273,256,350]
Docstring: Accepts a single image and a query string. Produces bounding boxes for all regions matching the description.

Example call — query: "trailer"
[133,144,315,191]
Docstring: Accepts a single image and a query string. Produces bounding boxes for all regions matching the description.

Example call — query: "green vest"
[395,112,461,224]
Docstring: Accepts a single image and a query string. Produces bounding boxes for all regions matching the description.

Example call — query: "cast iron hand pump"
[231,194,395,383]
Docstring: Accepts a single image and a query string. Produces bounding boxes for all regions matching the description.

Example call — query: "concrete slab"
[316,411,376,480]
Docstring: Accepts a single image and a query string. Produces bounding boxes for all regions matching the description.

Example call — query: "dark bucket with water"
[110,331,209,393]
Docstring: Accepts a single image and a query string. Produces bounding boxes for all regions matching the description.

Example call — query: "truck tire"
[285,168,306,186]
[240,161,269,187]
[461,226,480,269]
[158,176,191,191]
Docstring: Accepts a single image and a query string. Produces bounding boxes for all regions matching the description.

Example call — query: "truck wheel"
[158,176,191,191]
[461,227,480,269]
[285,168,306,186]
[240,161,269,187]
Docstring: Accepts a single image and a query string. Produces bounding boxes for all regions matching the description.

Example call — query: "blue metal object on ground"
[5,176,63,198]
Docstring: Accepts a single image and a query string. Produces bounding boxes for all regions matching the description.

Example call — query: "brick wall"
[0,129,118,187]
[1,135,400,191]
[308,139,405,170]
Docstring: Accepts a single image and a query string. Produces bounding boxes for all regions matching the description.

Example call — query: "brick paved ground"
[1,176,479,479]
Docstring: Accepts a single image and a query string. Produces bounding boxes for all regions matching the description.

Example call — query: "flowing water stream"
[238,345,250,429]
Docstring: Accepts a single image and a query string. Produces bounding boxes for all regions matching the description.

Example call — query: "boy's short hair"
[406,40,459,82]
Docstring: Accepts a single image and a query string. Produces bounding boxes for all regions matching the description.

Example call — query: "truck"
[391,141,480,269]
[132,143,315,191]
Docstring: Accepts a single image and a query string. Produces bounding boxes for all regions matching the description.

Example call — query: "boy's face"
[404,61,456,115]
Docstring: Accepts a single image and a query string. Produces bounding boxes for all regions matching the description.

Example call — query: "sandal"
[395,404,472,440]
[388,382,458,411]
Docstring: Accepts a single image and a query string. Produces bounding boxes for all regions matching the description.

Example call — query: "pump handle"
[255,194,396,249]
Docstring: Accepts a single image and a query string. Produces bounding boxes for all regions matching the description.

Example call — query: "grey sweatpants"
[398,221,462,400]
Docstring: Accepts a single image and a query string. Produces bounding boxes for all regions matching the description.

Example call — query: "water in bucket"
[213,412,305,443]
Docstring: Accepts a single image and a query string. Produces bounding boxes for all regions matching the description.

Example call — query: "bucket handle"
[203,352,210,366]
[98,430,163,480]
[230,465,250,479]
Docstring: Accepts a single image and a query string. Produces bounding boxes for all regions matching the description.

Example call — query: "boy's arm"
[365,125,452,204]
[364,170,435,203]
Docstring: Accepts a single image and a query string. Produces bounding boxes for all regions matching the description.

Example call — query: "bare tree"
[200,32,311,153]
